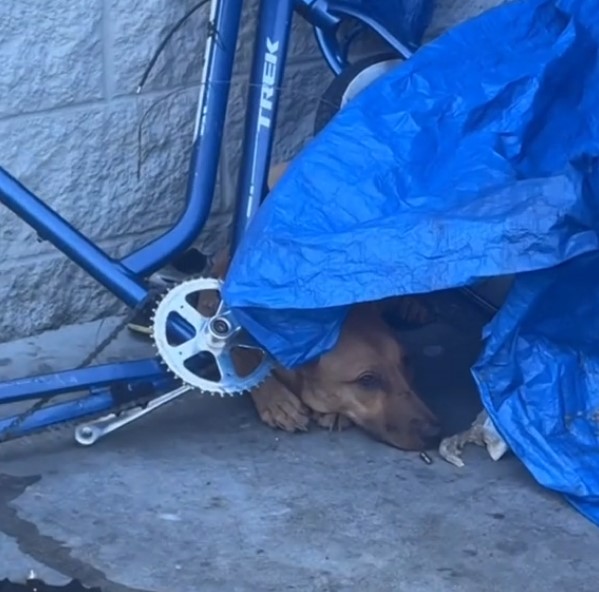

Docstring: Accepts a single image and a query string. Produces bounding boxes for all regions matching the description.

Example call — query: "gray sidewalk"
[0,312,597,592]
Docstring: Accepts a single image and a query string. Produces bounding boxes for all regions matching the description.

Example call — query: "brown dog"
[199,249,441,451]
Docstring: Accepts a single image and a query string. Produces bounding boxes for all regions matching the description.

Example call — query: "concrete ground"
[0,293,598,592]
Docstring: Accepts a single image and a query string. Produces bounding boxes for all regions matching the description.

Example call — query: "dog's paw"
[312,411,353,432]
[251,380,311,433]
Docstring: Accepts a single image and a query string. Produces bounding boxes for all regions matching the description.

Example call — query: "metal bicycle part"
[0,291,162,444]
[152,277,274,395]
[314,53,402,136]
[339,58,403,108]
[74,385,192,446]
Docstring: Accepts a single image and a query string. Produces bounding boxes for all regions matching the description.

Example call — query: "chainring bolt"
[211,318,231,336]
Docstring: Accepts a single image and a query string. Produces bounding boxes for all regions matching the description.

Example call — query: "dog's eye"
[356,372,382,389]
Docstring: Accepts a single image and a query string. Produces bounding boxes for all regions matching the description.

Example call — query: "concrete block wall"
[0,0,502,342]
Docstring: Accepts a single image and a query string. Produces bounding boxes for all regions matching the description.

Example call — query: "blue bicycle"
[0,0,432,445]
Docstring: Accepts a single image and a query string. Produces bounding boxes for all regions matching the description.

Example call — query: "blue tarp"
[223,0,599,525]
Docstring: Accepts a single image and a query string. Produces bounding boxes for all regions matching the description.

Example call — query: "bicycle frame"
[0,0,408,441]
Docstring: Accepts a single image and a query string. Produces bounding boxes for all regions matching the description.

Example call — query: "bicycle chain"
[0,287,165,443]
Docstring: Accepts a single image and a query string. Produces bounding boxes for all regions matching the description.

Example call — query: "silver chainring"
[152,277,274,396]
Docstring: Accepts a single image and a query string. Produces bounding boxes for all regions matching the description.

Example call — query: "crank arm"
[74,384,192,446]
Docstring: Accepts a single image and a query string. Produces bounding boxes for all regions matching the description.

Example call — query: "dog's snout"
[420,420,441,438]
[411,418,442,447]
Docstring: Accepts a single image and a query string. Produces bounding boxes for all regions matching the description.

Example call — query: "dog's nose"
[411,419,442,448]
[420,421,441,439]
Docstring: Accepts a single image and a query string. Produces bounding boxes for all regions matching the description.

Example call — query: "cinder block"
[273,61,334,161]
[107,0,209,95]
[425,0,506,41]
[0,246,118,342]
[0,88,203,259]
[0,0,103,118]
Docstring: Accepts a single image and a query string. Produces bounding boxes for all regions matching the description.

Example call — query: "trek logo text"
[258,38,280,130]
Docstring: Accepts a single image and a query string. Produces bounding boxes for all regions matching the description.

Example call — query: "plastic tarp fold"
[223,0,599,525]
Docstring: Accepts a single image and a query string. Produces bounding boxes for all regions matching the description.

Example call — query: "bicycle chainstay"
[0,286,171,443]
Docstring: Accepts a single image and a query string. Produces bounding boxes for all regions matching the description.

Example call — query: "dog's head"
[199,246,440,450]
[299,303,441,451]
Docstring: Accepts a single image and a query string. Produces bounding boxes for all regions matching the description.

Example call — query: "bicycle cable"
[137,0,210,93]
